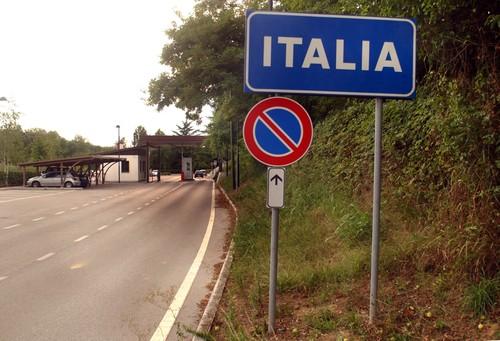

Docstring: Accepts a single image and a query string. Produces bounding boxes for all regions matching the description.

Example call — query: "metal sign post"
[369,98,383,323]
[267,168,285,334]
[269,205,279,334]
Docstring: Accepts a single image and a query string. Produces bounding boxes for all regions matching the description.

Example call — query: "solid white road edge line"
[37,252,55,261]
[149,182,216,341]
[74,235,89,242]
[3,224,20,230]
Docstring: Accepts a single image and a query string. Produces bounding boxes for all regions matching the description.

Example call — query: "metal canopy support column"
[158,146,161,182]
[60,162,63,187]
[146,145,150,183]
[95,163,99,186]
[369,98,383,323]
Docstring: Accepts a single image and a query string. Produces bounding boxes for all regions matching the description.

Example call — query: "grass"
[304,308,337,332]
[211,146,496,339]
[464,277,499,316]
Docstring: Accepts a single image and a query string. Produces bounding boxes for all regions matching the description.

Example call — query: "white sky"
[0,0,207,147]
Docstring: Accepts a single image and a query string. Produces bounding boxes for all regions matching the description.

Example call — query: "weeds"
[304,308,337,333]
[464,277,499,316]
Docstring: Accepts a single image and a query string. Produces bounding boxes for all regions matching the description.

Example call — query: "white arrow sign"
[267,167,285,208]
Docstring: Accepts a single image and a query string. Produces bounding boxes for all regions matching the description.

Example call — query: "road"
[0,176,230,341]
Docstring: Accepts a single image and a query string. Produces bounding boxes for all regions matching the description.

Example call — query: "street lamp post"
[116,125,121,183]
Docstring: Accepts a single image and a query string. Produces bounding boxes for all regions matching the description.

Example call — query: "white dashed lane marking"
[115,217,123,222]
[97,225,108,231]
[92,201,98,204]
[83,203,89,207]
[74,235,89,242]
[70,207,78,210]
[55,211,65,215]
[37,252,55,261]
[32,217,45,222]
[100,198,106,201]
[0,276,8,282]
[137,207,142,210]
[3,224,20,230]
[127,211,135,215]
[145,203,150,206]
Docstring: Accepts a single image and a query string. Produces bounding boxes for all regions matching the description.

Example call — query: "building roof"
[139,135,207,147]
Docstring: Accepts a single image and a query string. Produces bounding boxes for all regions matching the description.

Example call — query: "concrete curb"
[192,183,237,341]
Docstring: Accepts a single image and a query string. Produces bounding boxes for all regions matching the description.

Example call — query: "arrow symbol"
[270,174,282,186]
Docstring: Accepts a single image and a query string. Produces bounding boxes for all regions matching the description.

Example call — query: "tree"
[148,0,249,121]
[132,125,147,147]
[154,129,165,136]
[0,110,24,185]
[173,118,200,136]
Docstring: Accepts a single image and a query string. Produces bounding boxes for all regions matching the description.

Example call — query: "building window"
[121,160,130,173]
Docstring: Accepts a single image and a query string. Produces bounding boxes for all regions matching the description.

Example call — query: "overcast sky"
[0,0,205,147]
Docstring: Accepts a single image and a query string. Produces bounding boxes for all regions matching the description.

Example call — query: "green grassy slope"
[212,76,498,340]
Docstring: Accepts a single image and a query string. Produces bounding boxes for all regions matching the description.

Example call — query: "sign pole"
[267,0,277,334]
[369,98,383,323]
[269,204,279,334]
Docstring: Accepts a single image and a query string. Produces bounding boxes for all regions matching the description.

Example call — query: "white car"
[27,171,82,188]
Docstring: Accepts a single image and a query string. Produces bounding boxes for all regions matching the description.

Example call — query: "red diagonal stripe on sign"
[258,112,298,153]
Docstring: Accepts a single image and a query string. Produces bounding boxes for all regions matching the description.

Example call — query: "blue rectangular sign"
[245,11,416,98]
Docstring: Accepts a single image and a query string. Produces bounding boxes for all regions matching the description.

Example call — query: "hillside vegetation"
[148,0,498,339]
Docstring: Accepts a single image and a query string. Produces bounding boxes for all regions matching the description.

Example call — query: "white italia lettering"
[335,39,355,70]
[263,36,272,67]
[362,40,370,71]
[277,37,303,67]
[302,38,330,69]
[375,42,402,72]
[262,36,403,73]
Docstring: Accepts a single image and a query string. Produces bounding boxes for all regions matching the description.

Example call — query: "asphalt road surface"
[0,175,230,341]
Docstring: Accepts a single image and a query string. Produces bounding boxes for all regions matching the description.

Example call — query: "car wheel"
[64,181,73,188]
[32,181,41,187]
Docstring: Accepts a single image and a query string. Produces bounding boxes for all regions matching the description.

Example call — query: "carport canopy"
[18,155,126,187]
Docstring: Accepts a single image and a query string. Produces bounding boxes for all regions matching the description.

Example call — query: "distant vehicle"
[151,170,159,177]
[194,169,207,178]
[27,171,82,188]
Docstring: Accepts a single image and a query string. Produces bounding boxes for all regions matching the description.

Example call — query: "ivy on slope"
[308,74,498,278]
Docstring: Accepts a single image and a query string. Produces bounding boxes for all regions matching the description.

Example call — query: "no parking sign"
[243,97,313,167]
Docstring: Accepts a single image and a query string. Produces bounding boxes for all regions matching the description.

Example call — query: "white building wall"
[103,155,140,182]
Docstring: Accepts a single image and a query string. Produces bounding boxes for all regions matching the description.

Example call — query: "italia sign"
[245,11,416,98]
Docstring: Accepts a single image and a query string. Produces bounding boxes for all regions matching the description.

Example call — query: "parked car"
[27,171,82,188]
[150,169,159,177]
[194,169,207,178]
